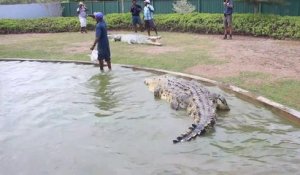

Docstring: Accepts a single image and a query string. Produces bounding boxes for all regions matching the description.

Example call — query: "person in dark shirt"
[223,0,234,39]
[130,0,143,33]
[90,12,111,72]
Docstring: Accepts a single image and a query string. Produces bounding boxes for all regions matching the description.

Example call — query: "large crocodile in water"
[144,75,230,143]
[108,34,162,46]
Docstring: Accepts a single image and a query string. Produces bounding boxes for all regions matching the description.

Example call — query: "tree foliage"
[172,0,196,14]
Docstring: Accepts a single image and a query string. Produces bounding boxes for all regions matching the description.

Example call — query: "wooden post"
[121,0,124,13]
[117,0,120,13]
[68,2,71,16]
[298,0,300,16]
[103,1,105,14]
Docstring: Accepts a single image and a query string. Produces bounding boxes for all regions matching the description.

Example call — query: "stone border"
[1,58,300,124]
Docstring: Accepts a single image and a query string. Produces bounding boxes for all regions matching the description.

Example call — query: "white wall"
[0,2,63,19]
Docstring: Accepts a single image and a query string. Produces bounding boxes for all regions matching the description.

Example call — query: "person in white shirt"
[143,0,158,36]
[77,2,88,33]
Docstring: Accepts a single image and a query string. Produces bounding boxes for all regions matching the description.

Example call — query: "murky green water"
[0,61,299,175]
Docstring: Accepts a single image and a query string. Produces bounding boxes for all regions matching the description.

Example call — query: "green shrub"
[0,13,299,39]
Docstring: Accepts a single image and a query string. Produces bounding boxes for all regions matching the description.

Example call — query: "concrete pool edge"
[1,58,300,124]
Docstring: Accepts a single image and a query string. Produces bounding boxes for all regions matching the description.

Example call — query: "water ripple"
[0,61,299,175]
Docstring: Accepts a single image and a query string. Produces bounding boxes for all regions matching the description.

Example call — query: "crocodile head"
[144,75,170,92]
[113,35,122,42]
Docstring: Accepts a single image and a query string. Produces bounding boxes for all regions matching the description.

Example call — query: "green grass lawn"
[221,72,300,110]
[0,31,299,111]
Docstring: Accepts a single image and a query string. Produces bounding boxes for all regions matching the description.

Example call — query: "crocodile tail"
[172,123,205,144]
[172,118,216,144]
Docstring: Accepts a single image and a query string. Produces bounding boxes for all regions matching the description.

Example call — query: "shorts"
[144,19,156,29]
[98,55,110,62]
[98,51,110,62]
[97,42,111,62]
[132,16,142,25]
[79,17,87,27]
[223,14,232,28]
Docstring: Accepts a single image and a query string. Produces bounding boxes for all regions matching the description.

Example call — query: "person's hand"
[90,45,95,50]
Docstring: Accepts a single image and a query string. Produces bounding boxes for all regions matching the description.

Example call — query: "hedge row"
[0,13,300,39]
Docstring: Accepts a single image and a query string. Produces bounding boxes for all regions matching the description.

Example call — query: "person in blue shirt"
[223,0,234,39]
[90,12,111,72]
[130,0,143,33]
[143,0,158,36]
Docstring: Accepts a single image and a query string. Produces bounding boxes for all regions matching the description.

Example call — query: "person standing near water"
[90,12,112,72]
[143,0,158,36]
[77,2,88,33]
[223,0,234,39]
[130,0,143,33]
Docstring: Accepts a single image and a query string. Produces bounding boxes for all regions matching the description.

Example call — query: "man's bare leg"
[153,27,158,36]
[107,61,112,71]
[224,27,228,39]
[134,25,137,33]
[228,26,232,39]
[99,60,104,72]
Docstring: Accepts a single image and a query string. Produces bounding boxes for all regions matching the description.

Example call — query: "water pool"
[0,61,299,175]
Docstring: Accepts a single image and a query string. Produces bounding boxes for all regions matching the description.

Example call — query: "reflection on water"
[88,73,118,117]
[0,61,299,175]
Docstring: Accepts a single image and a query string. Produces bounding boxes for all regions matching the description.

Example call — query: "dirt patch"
[185,35,300,81]
[63,41,91,54]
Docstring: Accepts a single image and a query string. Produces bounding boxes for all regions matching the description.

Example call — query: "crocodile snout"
[144,80,149,86]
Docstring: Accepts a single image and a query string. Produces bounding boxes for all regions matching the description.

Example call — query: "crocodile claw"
[177,136,183,140]
[173,140,180,144]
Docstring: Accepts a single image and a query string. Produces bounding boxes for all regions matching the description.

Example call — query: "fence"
[62,0,300,17]
[0,2,63,19]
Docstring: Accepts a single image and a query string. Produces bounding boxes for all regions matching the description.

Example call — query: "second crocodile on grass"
[108,34,162,46]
